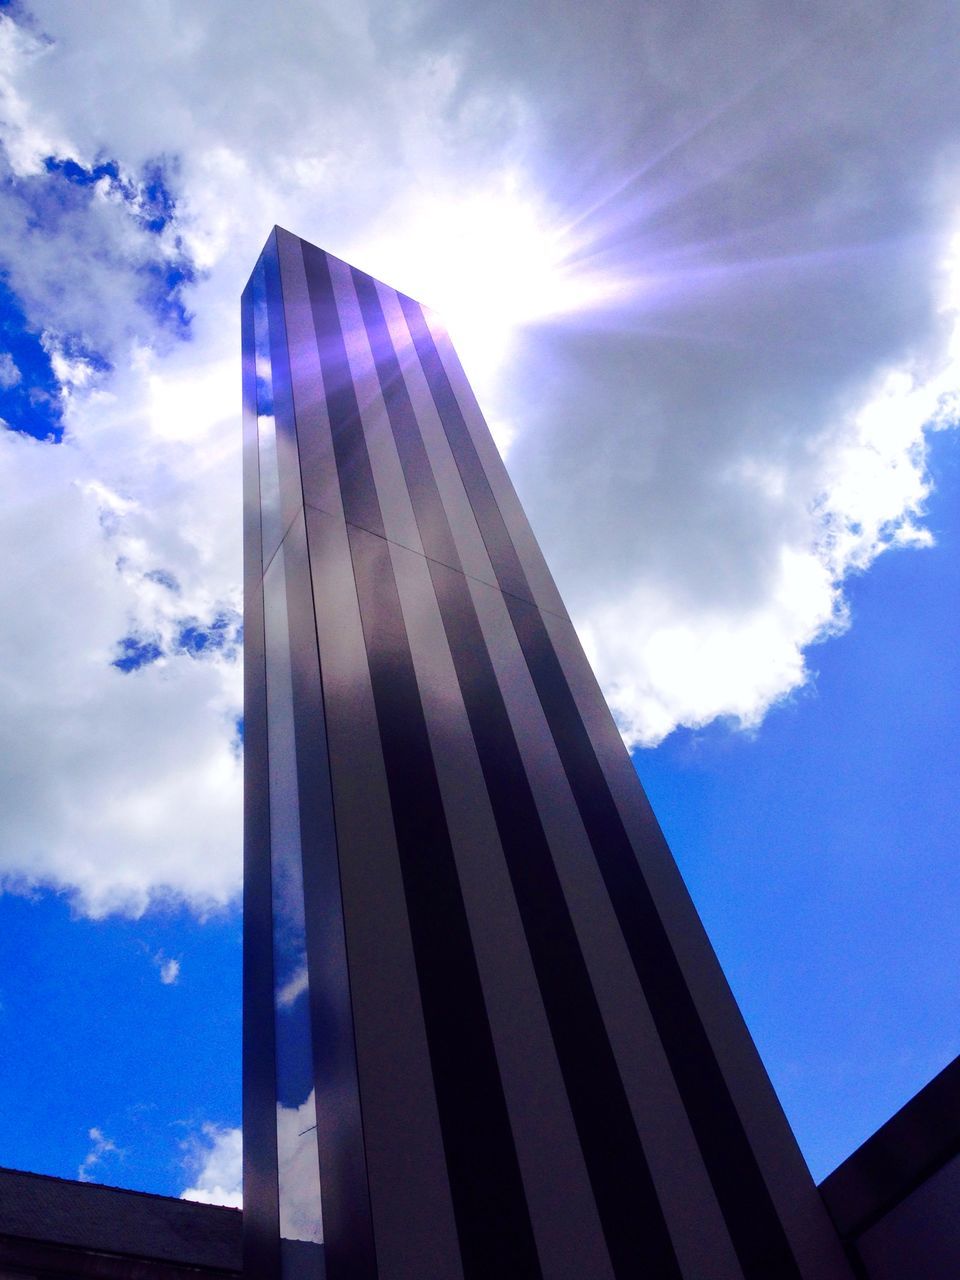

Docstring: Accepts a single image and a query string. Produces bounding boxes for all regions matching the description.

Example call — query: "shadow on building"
[2,1054,960,1280]
[2,230,957,1280]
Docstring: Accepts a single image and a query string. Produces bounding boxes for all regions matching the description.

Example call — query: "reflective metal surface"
[242,227,854,1280]
[240,267,279,1280]
[263,546,321,1247]
[250,259,284,568]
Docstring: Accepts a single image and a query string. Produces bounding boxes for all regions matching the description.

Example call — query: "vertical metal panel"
[374,282,498,590]
[509,598,804,1279]
[255,238,325,1263]
[243,228,853,1280]
[388,537,616,1280]
[261,230,307,542]
[538,609,855,1280]
[275,229,343,521]
[462,573,742,1280]
[250,258,285,571]
[299,243,384,539]
[275,230,376,1278]
[281,507,375,1278]
[303,503,462,1280]
[350,270,461,572]
[281,230,461,1277]
[346,520,540,1280]
[426,550,682,1279]
[325,256,424,556]
[310,248,538,1280]
[241,272,281,1280]
[401,296,569,619]
[352,266,682,1278]
[263,544,323,1248]
[301,237,518,1277]
[397,285,805,1279]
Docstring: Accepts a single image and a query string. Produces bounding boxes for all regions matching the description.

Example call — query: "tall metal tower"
[241,226,852,1280]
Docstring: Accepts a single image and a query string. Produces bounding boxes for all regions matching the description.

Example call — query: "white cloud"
[0,15,70,176]
[0,0,956,909]
[276,964,309,1010]
[154,952,181,985]
[77,1125,121,1183]
[569,247,960,746]
[0,1,525,916]
[276,1092,323,1244]
[575,332,960,744]
[181,1123,242,1209]
[0,351,20,388]
[178,1101,323,1236]
[0,396,243,915]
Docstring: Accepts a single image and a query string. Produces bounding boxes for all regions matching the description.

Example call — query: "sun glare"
[354,175,624,401]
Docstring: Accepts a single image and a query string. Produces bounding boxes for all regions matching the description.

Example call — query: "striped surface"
[241,227,852,1280]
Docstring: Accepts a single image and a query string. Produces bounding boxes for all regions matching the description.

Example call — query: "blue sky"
[0,0,958,1202]
[643,423,960,1178]
[0,894,240,1196]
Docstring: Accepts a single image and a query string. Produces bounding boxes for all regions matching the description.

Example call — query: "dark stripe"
[394,296,530,602]
[503,599,807,1280]
[260,231,307,540]
[272,237,378,1278]
[353,268,682,1280]
[300,244,384,539]
[303,247,540,1280]
[286,518,377,1278]
[348,526,541,1280]
[400,292,804,1280]
[349,280,462,572]
[241,275,281,1279]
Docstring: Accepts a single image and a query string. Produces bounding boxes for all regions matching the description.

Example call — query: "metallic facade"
[241,226,853,1280]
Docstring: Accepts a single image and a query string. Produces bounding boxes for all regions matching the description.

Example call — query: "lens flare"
[352,173,627,398]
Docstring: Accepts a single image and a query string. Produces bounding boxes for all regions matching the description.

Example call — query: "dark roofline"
[0,1163,241,1277]
[0,1162,241,1214]
[819,1053,960,1240]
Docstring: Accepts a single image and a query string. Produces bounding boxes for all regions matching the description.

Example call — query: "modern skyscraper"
[241,226,853,1280]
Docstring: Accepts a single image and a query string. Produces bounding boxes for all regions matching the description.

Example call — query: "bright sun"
[354,173,624,409]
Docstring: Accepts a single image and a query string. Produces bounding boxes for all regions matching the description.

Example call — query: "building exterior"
[4,1050,959,1280]
[0,1165,241,1279]
[1,225,956,1280]
[240,226,857,1280]
[820,1054,960,1280]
